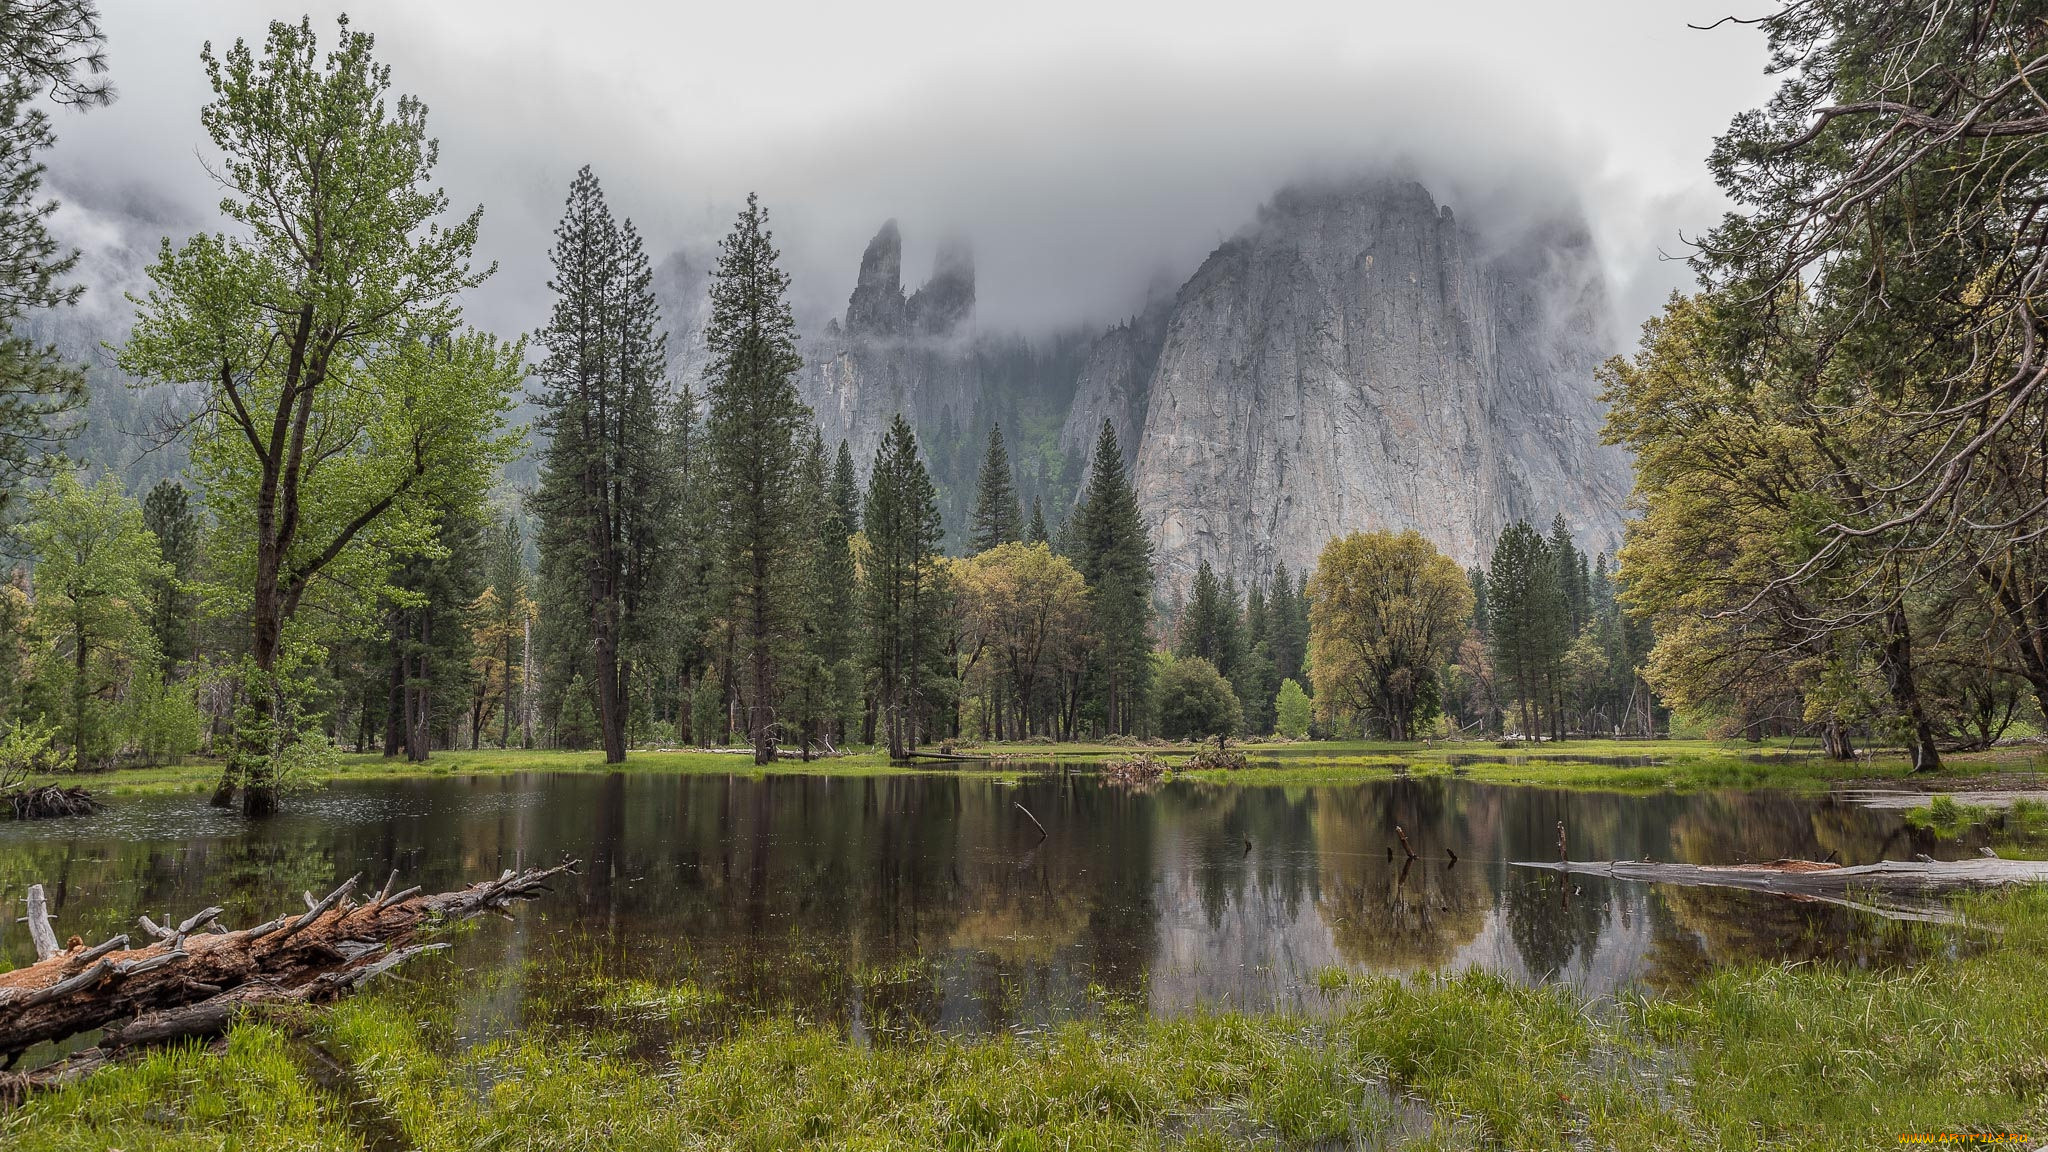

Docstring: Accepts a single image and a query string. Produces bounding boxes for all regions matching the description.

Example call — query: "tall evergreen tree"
[1489,520,1566,739]
[531,167,668,764]
[1177,561,1243,679]
[0,2,109,512]
[830,439,861,533]
[1026,497,1049,545]
[814,437,861,748]
[785,430,835,759]
[1549,514,1588,633]
[398,508,485,760]
[139,479,198,676]
[1237,579,1278,736]
[969,423,1023,554]
[1073,420,1154,735]
[1268,562,1309,688]
[703,193,810,764]
[863,414,946,759]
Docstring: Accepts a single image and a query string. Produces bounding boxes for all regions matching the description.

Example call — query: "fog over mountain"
[33,0,1773,583]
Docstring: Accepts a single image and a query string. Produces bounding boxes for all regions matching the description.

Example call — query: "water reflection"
[0,771,1962,1041]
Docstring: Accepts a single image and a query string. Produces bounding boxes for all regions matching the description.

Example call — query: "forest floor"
[10,886,2046,1149]
[60,735,2048,798]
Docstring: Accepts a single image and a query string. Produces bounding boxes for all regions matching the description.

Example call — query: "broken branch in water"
[0,858,580,1100]
[1014,801,1048,840]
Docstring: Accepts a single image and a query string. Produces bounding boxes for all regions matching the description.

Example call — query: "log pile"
[4,784,99,820]
[0,859,578,1099]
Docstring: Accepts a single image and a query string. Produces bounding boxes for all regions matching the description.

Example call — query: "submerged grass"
[12,889,2048,1148]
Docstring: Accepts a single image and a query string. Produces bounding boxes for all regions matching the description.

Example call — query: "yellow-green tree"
[951,542,1090,740]
[1600,292,1890,759]
[1307,531,1472,741]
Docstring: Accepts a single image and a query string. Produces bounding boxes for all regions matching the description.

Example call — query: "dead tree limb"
[0,858,579,1096]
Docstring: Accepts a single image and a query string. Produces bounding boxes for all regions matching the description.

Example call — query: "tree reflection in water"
[0,770,1961,1042]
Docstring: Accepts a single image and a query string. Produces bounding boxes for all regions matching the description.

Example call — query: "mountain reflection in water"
[0,771,1963,1039]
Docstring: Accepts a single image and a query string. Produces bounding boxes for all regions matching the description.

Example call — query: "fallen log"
[0,859,578,1096]
[1510,855,2048,923]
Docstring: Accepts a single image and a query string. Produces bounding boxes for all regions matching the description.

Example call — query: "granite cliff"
[1110,178,1630,595]
[794,178,1631,589]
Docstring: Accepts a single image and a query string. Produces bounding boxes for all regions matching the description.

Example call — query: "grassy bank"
[51,735,2048,800]
[10,888,2046,1149]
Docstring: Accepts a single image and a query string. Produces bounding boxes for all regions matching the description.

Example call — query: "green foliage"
[1274,678,1312,739]
[530,166,671,763]
[15,472,167,764]
[118,16,519,809]
[863,414,949,758]
[969,422,1024,553]
[0,717,71,786]
[1154,653,1240,740]
[703,193,810,763]
[117,664,200,766]
[138,480,198,675]
[1175,560,1243,681]
[1306,530,1471,742]
[1072,420,1154,736]
[1487,519,1567,739]
[0,2,107,512]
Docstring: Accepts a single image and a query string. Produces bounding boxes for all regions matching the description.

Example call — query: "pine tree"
[658,381,716,745]
[1268,563,1303,686]
[831,440,861,533]
[863,414,946,758]
[1073,420,1154,735]
[1489,520,1566,739]
[1176,561,1242,679]
[531,167,669,764]
[786,430,834,759]
[140,479,198,677]
[703,193,810,764]
[1237,579,1278,737]
[1027,498,1049,545]
[969,423,1024,553]
[816,438,862,747]
[0,3,108,511]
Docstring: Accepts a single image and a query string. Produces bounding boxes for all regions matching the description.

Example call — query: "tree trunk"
[383,636,404,758]
[1880,601,1942,773]
[1822,715,1855,761]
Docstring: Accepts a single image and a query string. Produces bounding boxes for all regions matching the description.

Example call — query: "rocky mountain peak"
[907,237,975,337]
[845,219,907,336]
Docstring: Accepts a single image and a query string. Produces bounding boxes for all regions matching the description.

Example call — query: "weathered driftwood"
[1511,856,2048,923]
[0,859,578,1097]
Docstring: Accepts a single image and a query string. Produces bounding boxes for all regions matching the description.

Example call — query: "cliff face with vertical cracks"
[799,178,1631,586]
[1111,178,1630,595]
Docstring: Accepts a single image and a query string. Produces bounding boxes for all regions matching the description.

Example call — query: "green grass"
[45,734,2048,801]
[13,889,2048,1148]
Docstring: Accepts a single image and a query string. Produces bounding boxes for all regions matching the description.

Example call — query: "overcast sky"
[43,0,1780,339]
